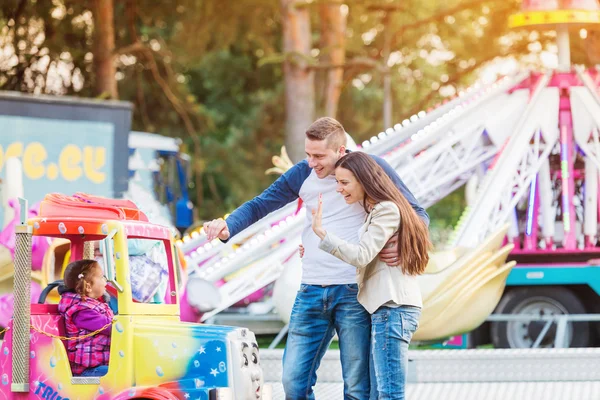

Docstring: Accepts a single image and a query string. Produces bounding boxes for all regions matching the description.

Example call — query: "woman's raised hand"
[311,194,327,239]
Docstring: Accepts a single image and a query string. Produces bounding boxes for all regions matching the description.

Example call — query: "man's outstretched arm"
[205,160,311,241]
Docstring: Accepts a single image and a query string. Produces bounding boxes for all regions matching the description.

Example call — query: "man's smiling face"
[305,138,345,179]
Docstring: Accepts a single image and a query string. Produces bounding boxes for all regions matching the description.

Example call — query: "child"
[58,259,113,377]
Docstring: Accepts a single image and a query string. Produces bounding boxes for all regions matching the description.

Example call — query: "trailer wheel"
[490,287,590,348]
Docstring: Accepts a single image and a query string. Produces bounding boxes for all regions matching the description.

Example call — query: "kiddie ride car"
[0,193,271,400]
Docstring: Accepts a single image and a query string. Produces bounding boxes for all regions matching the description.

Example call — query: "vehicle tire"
[580,287,600,342]
[490,286,590,348]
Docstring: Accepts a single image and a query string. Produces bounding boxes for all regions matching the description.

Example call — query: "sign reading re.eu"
[0,115,114,222]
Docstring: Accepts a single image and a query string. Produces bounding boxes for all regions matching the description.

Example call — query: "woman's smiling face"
[335,166,365,205]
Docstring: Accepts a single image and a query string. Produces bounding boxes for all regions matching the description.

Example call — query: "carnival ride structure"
[0,133,196,331]
[0,193,271,400]
[179,0,600,348]
[2,0,600,349]
[180,73,521,343]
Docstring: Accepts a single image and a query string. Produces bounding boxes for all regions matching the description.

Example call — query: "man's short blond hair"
[305,117,346,149]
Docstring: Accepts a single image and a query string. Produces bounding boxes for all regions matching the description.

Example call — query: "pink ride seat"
[31,303,68,347]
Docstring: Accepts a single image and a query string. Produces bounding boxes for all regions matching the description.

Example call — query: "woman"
[311,151,431,400]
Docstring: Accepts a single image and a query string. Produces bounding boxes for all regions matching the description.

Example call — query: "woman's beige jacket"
[318,201,422,314]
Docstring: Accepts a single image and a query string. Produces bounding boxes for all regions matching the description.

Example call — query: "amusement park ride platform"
[262,348,600,400]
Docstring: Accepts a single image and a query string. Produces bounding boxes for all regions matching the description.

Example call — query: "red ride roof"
[38,193,149,222]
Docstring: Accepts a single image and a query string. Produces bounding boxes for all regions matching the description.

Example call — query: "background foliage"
[1,0,597,244]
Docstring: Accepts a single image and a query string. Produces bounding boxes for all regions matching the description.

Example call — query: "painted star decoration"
[210,368,218,377]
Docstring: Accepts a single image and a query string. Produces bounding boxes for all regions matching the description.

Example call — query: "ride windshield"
[95,238,171,305]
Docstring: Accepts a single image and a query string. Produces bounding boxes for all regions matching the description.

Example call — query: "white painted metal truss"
[181,81,504,275]
[359,75,522,156]
[397,125,496,209]
[364,81,491,156]
[199,232,302,322]
[571,82,600,172]
[395,91,528,208]
[194,208,305,283]
[450,76,562,248]
[182,202,298,264]
[178,72,535,319]
[180,73,527,264]
[383,74,528,169]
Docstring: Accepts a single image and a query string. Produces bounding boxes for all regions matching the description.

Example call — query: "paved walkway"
[261,348,600,400]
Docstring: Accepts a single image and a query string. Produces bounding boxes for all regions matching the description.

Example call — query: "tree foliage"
[1,0,597,234]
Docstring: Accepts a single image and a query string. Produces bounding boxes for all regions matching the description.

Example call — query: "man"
[205,117,428,400]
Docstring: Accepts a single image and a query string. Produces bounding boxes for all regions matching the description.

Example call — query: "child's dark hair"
[64,259,100,297]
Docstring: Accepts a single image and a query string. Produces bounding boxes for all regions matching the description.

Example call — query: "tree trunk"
[281,0,315,163]
[92,0,118,99]
[382,12,392,130]
[320,2,347,118]
[584,30,600,65]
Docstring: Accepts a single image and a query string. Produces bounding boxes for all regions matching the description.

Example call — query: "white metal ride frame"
[395,89,529,208]
[382,74,528,171]
[364,76,523,156]
[571,69,600,242]
[181,73,528,317]
[191,208,304,283]
[182,73,525,258]
[181,74,523,270]
[181,202,299,268]
[199,230,303,322]
[450,74,560,248]
[187,210,304,321]
[571,69,600,173]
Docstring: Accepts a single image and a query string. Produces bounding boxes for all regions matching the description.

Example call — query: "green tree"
[0,0,282,219]
[2,0,596,226]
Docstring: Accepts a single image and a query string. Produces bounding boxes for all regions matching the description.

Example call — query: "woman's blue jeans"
[369,305,421,400]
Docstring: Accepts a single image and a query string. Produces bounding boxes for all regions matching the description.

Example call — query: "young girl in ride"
[311,151,431,400]
[58,259,113,377]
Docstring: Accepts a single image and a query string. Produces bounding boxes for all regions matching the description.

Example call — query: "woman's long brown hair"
[335,152,431,275]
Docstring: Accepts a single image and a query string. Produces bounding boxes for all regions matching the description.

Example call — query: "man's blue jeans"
[282,284,371,400]
[369,306,421,400]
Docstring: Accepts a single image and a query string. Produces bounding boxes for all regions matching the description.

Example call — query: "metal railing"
[265,313,600,350]
[485,313,600,348]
